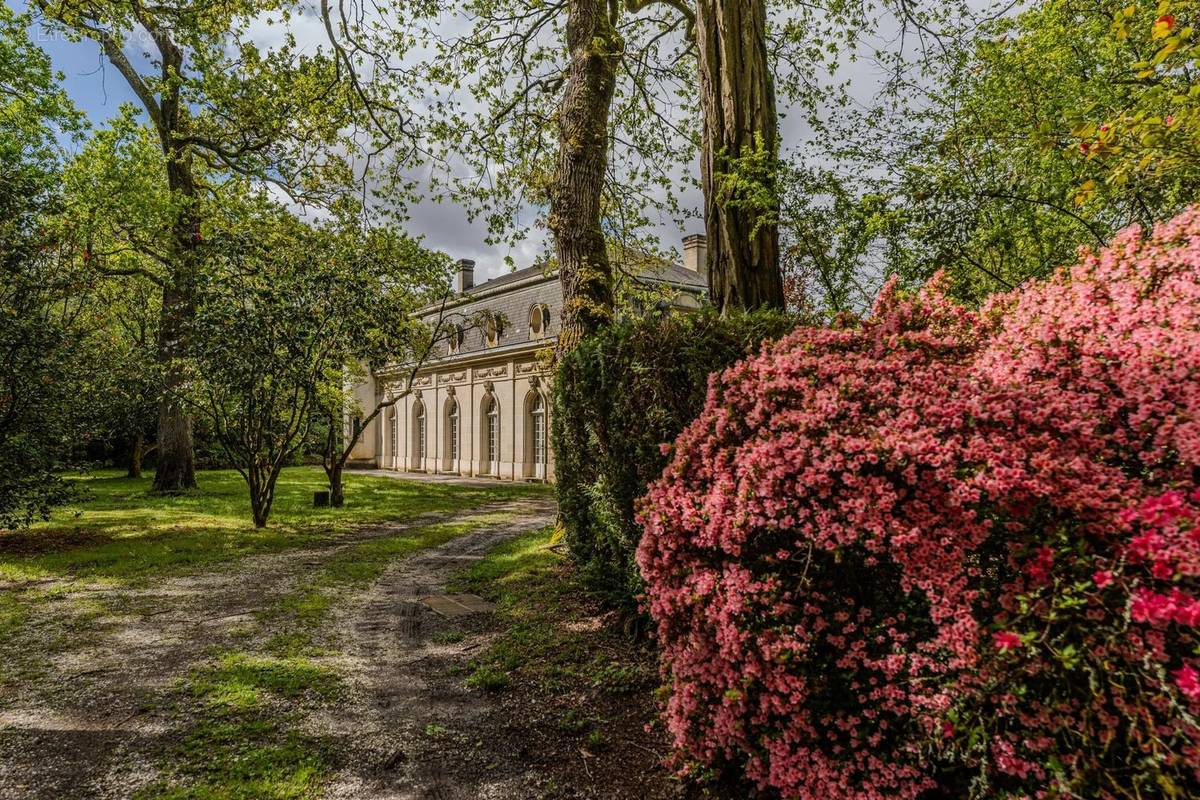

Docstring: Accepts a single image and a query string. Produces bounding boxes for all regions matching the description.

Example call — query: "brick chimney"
[457,258,475,292]
[683,234,708,278]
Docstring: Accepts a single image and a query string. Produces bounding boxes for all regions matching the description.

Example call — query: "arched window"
[389,407,399,469]
[412,401,427,464]
[527,393,547,479]
[481,394,500,475]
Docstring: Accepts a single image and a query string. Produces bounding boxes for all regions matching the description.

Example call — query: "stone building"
[348,235,708,481]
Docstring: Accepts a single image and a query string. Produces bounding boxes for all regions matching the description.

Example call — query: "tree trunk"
[549,0,622,357]
[695,0,785,313]
[323,412,348,507]
[127,432,144,479]
[329,463,345,508]
[248,467,279,529]
[152,139,200,493]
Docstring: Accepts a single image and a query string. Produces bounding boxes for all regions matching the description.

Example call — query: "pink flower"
[1093,570,1113,588]
[993,631,1023,651]
[1174,664,1200,701]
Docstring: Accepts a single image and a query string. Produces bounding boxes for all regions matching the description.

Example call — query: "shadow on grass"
[0,467,550,583]
[137,653,344,800]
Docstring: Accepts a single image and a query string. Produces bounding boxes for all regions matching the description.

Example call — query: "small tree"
[320,295,497,508]
[186,203,444,527]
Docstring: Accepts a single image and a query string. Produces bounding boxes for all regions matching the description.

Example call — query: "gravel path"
[318,505,558,799]
[0,497,556,800]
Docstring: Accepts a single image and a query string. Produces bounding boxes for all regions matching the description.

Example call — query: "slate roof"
[413,258,707,364]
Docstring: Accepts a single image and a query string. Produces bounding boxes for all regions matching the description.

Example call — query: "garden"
[4,0,1200,798]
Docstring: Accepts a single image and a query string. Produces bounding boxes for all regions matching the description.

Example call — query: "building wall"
[367,350,555,483]
[348,240,706,483]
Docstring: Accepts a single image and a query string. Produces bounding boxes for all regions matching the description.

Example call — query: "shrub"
[962,489,1200,799]
[637,209,1200,799]
[553,309,797,610]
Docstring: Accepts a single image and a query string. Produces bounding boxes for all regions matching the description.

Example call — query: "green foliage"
[0,6,82,168]
[789,0,1200,304]
[31,0,362,206]
[1075,1,1200,197]
[464,665,510,692]
[714,132,781,240]
[779,165,906,316]
[552,309,798,610]
[0,7,99,528]
[184,199,447,526]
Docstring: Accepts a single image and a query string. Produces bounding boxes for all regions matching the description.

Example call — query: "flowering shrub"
[637,208,1200,798]
[963,490,1200,799]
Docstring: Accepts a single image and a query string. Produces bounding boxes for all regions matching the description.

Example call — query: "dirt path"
[316,510,557,799]
[0,497,556,800]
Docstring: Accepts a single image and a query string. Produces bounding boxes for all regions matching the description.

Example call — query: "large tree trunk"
[152,132,200,493]
[549,0,622,357]
[695,0,785,313]
[152,281,197,492]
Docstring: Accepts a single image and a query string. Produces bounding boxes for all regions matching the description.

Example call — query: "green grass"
[187,654,344,710]
[0,467,548,583]
[138,653,343,800]
[451,527,597,691]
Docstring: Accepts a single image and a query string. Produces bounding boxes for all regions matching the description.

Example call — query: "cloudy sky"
[12,1,975,283]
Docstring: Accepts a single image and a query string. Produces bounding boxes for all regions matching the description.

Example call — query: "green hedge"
[552,309,799,611]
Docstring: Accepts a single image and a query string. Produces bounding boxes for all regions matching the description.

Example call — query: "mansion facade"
[348,235,709,482]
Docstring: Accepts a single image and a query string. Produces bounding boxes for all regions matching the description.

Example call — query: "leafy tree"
[31,0,362,492]
[185,199,445,526]
[334,0,983,330]
[786,0,1200,305]
[58,116,171,475]
[354,0,696,348]
[778,166,903,316]
[312,232,454,509]
[1072,1,1200,203]
[0,6,94,527]
[92,278,161,477]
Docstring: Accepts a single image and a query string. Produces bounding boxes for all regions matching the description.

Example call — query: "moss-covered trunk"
[151,39,200,493]
[549,0,622,358]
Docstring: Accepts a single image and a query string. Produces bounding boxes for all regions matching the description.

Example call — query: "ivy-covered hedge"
[552,309,798,610]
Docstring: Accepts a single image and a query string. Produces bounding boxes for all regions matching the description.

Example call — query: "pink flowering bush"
[637,208,1200,798]
[962,490,1200,799]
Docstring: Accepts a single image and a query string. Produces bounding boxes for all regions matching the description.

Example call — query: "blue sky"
[9,0,568,281]
[14,1,139,119]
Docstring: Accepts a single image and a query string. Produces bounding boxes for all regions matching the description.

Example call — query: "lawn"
[0,466,549,584]
[0,468,558,799]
